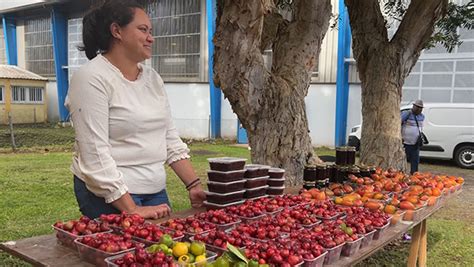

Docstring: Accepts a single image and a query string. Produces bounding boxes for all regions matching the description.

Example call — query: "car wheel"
[454,145,474,169]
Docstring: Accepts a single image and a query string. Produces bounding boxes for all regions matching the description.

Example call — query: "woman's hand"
[133,204,171,219]
[189,184,206,208]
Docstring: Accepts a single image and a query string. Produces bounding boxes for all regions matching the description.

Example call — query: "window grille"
[0,24,7,64]
[0,86,4,102]
[24,16,56,77]
[145,0,202,82]
[11,86,44,103]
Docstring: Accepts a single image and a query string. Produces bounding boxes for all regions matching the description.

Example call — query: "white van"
[348,103,474,169]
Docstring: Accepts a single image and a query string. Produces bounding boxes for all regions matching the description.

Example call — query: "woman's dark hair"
[78,0,144,59]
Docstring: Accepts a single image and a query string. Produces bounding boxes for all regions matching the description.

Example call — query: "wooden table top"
[0,191,458,267]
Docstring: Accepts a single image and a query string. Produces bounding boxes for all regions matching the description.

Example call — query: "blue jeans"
[404,144,420,174]
[73,176,170,219]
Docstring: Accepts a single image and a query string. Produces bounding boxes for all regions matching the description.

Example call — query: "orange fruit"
[334,197,343,205]
[384,205,397,214]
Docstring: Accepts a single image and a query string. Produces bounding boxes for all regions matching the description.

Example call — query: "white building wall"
[164,83,210,139]
[221,95,238,139]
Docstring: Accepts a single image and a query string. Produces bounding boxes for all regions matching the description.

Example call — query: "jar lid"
[347,146,356,151]
[336,146,347,151]
[316,164,327,169]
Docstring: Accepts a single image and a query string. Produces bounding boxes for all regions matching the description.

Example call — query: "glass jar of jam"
[335,146,348,165]
[359,165,371,177]
[303,165,317,182]
[303,182,316,190]
[336,166,349,183]
[327,163,337,183]
[346,146,356,165]
[316,164,327,181]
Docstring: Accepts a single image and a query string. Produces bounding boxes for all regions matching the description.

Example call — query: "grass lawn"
[0,125,472,266]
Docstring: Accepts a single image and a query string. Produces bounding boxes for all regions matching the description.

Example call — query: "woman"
[65,0,205,219]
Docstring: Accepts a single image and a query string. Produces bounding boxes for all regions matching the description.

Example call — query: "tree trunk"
[359,55,407,171]
[213,0,331,184]
[346,0,448,172]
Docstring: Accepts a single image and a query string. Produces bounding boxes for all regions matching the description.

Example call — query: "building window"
[11,86,44,103]
[0,86,4,103]
[24,16,56,78]
[145,0,202,82]
[0,24,7,65]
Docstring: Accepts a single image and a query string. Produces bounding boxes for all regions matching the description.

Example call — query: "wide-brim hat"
[413,100,424,108]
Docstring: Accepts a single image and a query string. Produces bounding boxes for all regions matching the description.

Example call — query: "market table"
[0,190,459,267]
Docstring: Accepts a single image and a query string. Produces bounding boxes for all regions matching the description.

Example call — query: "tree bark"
[346,0,448,171]
[214,0,331,184]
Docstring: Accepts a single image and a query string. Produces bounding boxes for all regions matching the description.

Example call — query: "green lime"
[160,234,174,248]
[234,262,246,267]
[248,260,259,267]
[146,244,160,253]
[188,253,196,263]
[190,241,206,256]
[215,257,230,267]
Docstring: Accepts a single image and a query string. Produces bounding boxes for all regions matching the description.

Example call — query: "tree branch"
[260,10,288,52]
[271,0,331,91]
[213,0,272,130]
[391,0,448,75]
[345,0,388,75]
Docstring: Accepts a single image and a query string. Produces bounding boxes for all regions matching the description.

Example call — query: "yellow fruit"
[173,242,189,258]
[195,254,207,266]
[190,241,206,256]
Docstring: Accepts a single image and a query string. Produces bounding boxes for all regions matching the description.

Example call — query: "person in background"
[65,0,205,219]
[401,100,425,174]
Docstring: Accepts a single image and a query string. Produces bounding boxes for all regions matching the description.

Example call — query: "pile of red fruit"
[112,248,176,267]
[160,217,216,234]
[193,229,252,250]
[193,209,240,226]
[122,223,182,243]
[244,240,304,266]
[98,212,145,228]
[77,233,142,253]
[278,207,320,227]
[53,215,110,236]
[305,202,344,220]
[235,223,281,240]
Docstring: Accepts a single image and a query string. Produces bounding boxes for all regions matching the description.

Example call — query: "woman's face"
[114,8,154,62]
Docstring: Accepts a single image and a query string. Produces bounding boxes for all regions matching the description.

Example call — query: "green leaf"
[226,242,248,264]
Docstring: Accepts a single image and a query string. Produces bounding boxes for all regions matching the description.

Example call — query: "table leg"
[407,221,423,267]
[418,220,428,267]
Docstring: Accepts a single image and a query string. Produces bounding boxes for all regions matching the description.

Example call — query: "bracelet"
[186,178,201,191]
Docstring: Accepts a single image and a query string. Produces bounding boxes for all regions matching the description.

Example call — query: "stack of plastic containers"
[243,164,270,199]
[267,168,285,195]
[204,157,247,210]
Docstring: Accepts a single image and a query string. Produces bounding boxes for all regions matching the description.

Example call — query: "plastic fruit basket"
[303,250,327,267]
[52,225,112,249]
[373,222,390,240]
[245,176,269,188]
[207,170,245,183]
[203,200,245,210]
[244,164,271,178]
[390,210,407,226]
[236,213,267,224]
[205,190,246,205]
[207,180,246,193]
[74,238,138,267]
[208,157,246,171]
[341,235,363,257]
[402,205,426,221]
[323,242,345,265]
[359,229,376,249]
